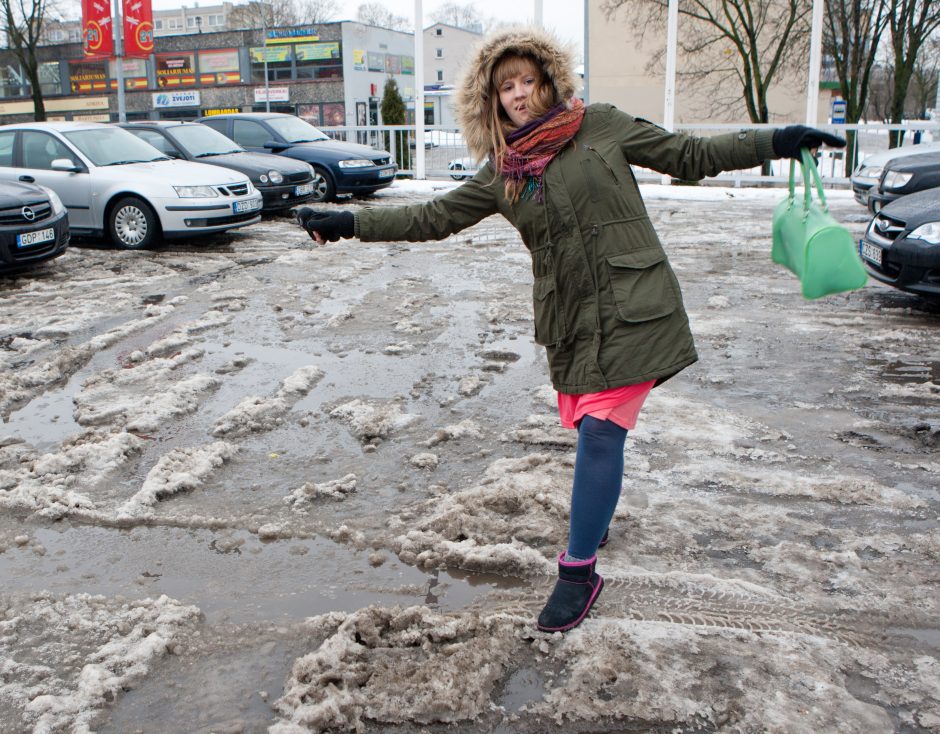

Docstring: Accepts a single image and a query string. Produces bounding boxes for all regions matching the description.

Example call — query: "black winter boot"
[536,553,604,632]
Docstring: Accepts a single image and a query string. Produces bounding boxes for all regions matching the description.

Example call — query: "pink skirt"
[556,381,656,430]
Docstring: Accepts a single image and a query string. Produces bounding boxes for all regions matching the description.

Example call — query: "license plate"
[294,183,313,196]
[233,198,261,213]
[17,227,55,248]
[378,167,395,179]
[860,240,882,266]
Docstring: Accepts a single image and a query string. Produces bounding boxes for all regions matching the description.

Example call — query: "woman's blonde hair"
[486,53,559,201]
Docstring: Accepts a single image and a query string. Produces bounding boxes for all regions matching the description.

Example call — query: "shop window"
[198,49,240,85]
[295,41,342,81]
[250,46,293,82]
[38,61,61,96]
[156,52,196,87]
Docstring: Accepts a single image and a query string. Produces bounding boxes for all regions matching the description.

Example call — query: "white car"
[0,121,263,249]
[447,156,483,180]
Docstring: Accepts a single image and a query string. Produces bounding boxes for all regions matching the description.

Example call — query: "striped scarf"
[499,98,586,202]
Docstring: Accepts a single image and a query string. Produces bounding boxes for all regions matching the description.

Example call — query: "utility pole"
[805,0,823,124]
[113,0,126,122]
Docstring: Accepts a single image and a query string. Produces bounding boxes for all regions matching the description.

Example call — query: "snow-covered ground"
[1,183,938,733]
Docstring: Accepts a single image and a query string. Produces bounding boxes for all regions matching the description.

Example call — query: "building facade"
[1,21,419,127]
[587,1,835,125]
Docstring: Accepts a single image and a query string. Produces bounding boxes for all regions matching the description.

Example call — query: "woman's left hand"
[772,125,846,159]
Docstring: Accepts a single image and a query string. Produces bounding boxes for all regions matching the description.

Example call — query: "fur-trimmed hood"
[455,27,578,162]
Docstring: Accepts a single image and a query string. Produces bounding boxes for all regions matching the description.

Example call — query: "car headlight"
[882,171,913,190]
[908,221,940,244]
[338,159,372,169]
[39,185,65,215]
[856,165,882,180]
[174,185,219,198]
[267,170,283,184]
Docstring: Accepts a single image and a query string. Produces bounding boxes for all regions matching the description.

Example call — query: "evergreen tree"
[380,76,410,171]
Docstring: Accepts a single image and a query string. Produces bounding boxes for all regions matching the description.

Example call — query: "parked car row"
[0,113,397,272]
[852,143,940,300]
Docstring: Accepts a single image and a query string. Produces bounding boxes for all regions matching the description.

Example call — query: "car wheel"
[450,163,465,181]
[109,196,159,249]
[310,166,336,203]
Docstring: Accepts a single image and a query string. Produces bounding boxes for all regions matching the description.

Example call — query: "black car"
[860,186,940,300]
[196,113,396,203]
[118,121,315,213]
[868,151,940,214]
[0,180,69,273]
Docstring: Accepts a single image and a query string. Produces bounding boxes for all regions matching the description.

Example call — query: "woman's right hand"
[296,207,355,244]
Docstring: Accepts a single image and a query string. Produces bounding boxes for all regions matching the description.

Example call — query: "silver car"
[0,121,263,249]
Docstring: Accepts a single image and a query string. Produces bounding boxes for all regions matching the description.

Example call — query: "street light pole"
[261,0,270,112]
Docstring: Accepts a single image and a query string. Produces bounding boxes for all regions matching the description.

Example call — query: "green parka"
[355,103,776,393]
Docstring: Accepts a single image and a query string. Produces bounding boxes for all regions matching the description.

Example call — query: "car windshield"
[266,116,330,144]
[63,127,170,166]
[169,124,243,157]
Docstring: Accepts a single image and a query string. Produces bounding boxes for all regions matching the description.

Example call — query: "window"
[126,129,179,157]
[38,61,60,96]
[232,119,270,148]
[435,28,442,35]
[295,41,342,80]
[0,131,15,166]
[48,29,65,41]
[208,14,222,26]
[200,118,228,135]
[22,131,77,170]
[435,48,443,58]
[154,18,163,29]
[436,70,443,82]
[250,46,293,82]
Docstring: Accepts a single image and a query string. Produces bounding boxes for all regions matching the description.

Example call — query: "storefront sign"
[156,53,196,87]
[250,46,291,63]
[203,108,241,116]
[254,86,289,103]
[295,42,339,61]
[266,27,318,44]
[353,50,366,71]
[153,90,201,108]
[69,60,108,93]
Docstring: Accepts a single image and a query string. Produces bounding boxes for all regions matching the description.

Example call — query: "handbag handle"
[787,148,829,217]
[801,147,829,213]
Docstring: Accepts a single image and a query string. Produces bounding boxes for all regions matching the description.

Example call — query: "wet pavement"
[1,183,938,733]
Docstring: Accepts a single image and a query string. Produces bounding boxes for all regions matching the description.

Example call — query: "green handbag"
[771,148,868,299]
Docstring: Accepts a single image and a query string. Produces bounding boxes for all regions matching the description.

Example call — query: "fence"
[321,122,940,187]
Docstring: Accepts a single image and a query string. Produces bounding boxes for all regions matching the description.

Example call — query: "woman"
[297,28,844,632]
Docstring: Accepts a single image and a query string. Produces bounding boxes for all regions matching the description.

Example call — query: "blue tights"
[566,415,627,560]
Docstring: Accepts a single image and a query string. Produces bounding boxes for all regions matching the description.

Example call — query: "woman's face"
[497,60,541,128]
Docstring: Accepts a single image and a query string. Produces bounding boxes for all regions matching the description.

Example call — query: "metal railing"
[320,122,940,187]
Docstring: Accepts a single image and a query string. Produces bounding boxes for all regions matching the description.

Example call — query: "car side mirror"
[51,158,83,173]
[264,139,288,150]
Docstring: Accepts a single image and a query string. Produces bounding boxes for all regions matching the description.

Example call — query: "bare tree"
[429,1,483,30]
[886,0,940,145]
[909,35,939,119]
[2,0,54,120]
[603,0,812,124]
[356,2,410,31]
[822,0,891,171]
[296,0,338,24]
[227,0,300,30]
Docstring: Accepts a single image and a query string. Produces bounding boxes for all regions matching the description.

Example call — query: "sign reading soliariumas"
[153,90,201,108]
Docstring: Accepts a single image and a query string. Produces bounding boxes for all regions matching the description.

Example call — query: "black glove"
[772,125,846,159]
[296,207,354,242]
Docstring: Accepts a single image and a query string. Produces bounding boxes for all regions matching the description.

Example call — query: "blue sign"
[831,99,846,124]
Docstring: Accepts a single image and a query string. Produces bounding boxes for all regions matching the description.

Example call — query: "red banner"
[82,0,113,58]
[122,0,154,58]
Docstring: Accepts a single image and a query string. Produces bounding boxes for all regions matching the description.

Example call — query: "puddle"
[0,524,502,624]
[868,357,940,385]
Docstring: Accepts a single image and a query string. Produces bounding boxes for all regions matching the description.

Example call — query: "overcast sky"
[148,0,586,59]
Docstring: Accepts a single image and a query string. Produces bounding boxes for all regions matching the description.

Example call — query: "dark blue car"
[196,113,396,203]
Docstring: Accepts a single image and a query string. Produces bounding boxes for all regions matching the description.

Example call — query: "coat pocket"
[606,249,679,322]
[532,275,567,346]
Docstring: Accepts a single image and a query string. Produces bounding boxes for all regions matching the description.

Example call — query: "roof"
[0,121,112,132]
